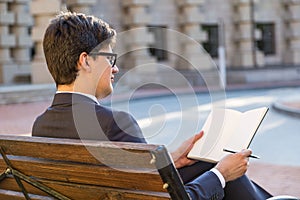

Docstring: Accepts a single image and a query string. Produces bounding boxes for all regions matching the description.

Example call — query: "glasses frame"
[88,52,117,68]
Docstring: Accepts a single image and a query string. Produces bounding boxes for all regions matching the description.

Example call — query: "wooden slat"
[0,178,50,197]
[0,156,165,192]
[0,135,158,169]
[0,189,52,200]
[0,176,170,200]
[38,180,171,200]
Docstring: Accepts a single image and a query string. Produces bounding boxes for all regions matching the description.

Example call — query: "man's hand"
[215,149,252,182]
[171,131,204,169]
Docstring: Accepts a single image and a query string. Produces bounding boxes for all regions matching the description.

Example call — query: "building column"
[121,0,157,87]
[30,0,61,84]
[66,0,96,14]
[231,0,264,68]
[176,0,211,70]
[0,0,16,84]
[283,0,300,65]
[9,0,33,83]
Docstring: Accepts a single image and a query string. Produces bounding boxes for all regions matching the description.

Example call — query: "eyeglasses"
[88,52,117,68]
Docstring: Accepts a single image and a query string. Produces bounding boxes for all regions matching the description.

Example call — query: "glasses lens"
[108,56,114,65]
[89,52,116,67]
[108,55,116,67]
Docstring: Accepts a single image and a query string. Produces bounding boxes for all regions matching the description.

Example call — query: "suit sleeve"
[185,171,224,200]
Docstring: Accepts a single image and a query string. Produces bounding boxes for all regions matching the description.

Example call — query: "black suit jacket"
[32,93,146,143]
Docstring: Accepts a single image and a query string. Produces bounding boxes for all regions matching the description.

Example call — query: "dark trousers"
[178,161,272,200]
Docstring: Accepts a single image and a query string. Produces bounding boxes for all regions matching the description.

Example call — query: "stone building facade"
[0,0,299,86]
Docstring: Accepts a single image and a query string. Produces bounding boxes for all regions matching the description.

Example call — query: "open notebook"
[188,107,268,163]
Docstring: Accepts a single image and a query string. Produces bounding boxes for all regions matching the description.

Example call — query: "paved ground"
[0,88,300,198]
[247,162,300,197]
[0,100,51,135]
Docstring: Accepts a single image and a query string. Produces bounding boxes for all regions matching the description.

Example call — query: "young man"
[32,12,271,200]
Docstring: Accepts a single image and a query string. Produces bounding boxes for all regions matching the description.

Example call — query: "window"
[256,23,276,55]
[148,26,168,61]
[201,24,219,58]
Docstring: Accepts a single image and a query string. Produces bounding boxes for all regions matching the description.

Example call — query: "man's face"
[88,46,119,99]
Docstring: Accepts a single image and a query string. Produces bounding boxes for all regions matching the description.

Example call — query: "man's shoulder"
[95,104,133,119]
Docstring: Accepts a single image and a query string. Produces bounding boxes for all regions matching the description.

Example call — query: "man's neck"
[57,84,93,95]
[57,84,74,92]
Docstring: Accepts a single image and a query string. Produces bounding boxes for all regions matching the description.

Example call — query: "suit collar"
[56,91,99,105]
[52,93,98,106]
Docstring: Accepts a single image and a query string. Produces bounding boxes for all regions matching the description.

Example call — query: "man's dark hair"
[43,11,116,85]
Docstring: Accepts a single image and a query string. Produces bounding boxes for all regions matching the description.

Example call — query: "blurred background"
[0,0,300,90]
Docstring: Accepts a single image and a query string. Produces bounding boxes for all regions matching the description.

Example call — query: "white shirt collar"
[56,91,100,105]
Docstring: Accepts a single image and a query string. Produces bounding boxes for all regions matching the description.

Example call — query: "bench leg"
[0,148,31,199]
[0,147,71,200]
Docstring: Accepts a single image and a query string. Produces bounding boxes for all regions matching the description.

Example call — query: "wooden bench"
[0,135,190,200]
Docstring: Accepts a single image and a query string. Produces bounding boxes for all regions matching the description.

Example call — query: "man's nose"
[112,65,119,74]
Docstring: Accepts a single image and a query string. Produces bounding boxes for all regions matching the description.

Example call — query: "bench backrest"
[0,135,190,200]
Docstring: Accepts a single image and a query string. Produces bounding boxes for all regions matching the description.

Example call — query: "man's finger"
[241,149,252,157]
[192,131,204,144]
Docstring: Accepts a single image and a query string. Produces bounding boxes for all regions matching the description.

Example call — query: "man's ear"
[78,52,91,72]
